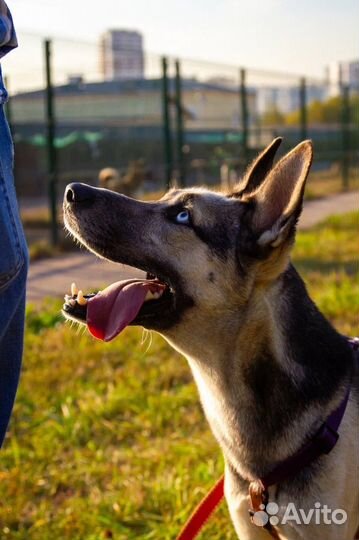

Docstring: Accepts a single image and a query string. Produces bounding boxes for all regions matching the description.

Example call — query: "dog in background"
[98,159,145,196]
[63,139,359,539]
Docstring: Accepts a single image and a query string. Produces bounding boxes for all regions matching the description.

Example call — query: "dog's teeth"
[77,290,87,305]
[144,290,163,301]
[71,282,78,296]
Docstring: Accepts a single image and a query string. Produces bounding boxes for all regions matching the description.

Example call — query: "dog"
[63,138,359,539]
[98,159,145,197]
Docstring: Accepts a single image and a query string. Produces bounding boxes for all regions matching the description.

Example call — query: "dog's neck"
[163,264,353,480]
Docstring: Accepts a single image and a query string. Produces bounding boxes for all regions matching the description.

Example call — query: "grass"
[294,211,359,334]
[305,168,359,200]
[28,239,78,262]
[0,212,358,539]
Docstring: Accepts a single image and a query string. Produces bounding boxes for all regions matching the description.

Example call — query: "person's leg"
[0,266,27,446]
[0,73,28,447]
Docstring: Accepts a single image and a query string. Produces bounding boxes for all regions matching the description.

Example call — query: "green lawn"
[304,168,359,200]
[0,212,358,540]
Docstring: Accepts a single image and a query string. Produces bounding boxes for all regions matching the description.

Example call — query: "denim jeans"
[0,65,28,447]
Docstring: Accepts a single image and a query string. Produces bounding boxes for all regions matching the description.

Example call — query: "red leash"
[175,338,359,539]
[176,475,224,540]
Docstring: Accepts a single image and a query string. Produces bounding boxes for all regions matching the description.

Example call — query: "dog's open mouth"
[62,273,175,341]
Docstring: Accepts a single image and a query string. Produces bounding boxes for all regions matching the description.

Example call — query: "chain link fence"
[2,32,358,244]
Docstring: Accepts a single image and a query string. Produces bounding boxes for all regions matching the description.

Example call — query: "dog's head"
[63,139,312,349]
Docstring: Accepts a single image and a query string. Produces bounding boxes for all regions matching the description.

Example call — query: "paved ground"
[28,254,144,303]
[27,191,358,303]
[299,191,358,229]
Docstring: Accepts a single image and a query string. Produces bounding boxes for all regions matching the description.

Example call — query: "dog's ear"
[248,140,313,248]
[232,137,282,197]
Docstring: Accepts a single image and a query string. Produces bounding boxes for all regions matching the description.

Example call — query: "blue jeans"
[0,66,28,447]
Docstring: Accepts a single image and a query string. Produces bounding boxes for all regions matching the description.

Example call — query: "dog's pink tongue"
[86,279,164,342]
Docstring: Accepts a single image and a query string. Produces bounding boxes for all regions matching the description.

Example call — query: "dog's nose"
[65,183,96,204]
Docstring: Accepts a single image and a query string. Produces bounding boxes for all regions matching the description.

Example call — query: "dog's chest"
[190,365,244,464]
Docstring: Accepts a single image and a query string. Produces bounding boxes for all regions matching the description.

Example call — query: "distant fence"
[2,33,358,244]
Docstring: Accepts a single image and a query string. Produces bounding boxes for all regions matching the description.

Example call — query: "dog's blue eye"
[175,210,190,224]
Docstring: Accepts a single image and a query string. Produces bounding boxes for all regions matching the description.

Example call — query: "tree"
[261,106,285,126]
[285,94,359,126]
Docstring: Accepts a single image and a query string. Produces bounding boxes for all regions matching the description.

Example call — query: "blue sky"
[7,0,359,76]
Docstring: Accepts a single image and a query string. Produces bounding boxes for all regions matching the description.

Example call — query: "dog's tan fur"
[64,140,359,539]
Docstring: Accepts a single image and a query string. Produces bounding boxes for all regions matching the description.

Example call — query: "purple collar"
[259,337,358,490]
[260,386,350,490]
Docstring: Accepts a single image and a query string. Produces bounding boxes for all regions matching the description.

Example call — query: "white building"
[257,85,328,115]
[100,30,144,81]
[328,60,359,92]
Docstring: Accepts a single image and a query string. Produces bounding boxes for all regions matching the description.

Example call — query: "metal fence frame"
[4,37,358,245]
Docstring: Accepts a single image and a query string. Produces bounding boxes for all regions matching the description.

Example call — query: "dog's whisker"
[140,328,148,346]
[140,328,153,353]
[144,331,153,353]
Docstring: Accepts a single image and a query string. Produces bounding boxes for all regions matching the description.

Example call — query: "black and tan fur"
[63,139,359,540]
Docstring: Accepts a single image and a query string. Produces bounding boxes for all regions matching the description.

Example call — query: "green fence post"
[341,84,350,191]
[299,77,307,141]
[240,68,248,165]
[175,59,185,186]
[161,57,173,189]
[44,38,58,246]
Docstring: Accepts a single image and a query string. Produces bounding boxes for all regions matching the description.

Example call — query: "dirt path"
[27,191,358,303]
